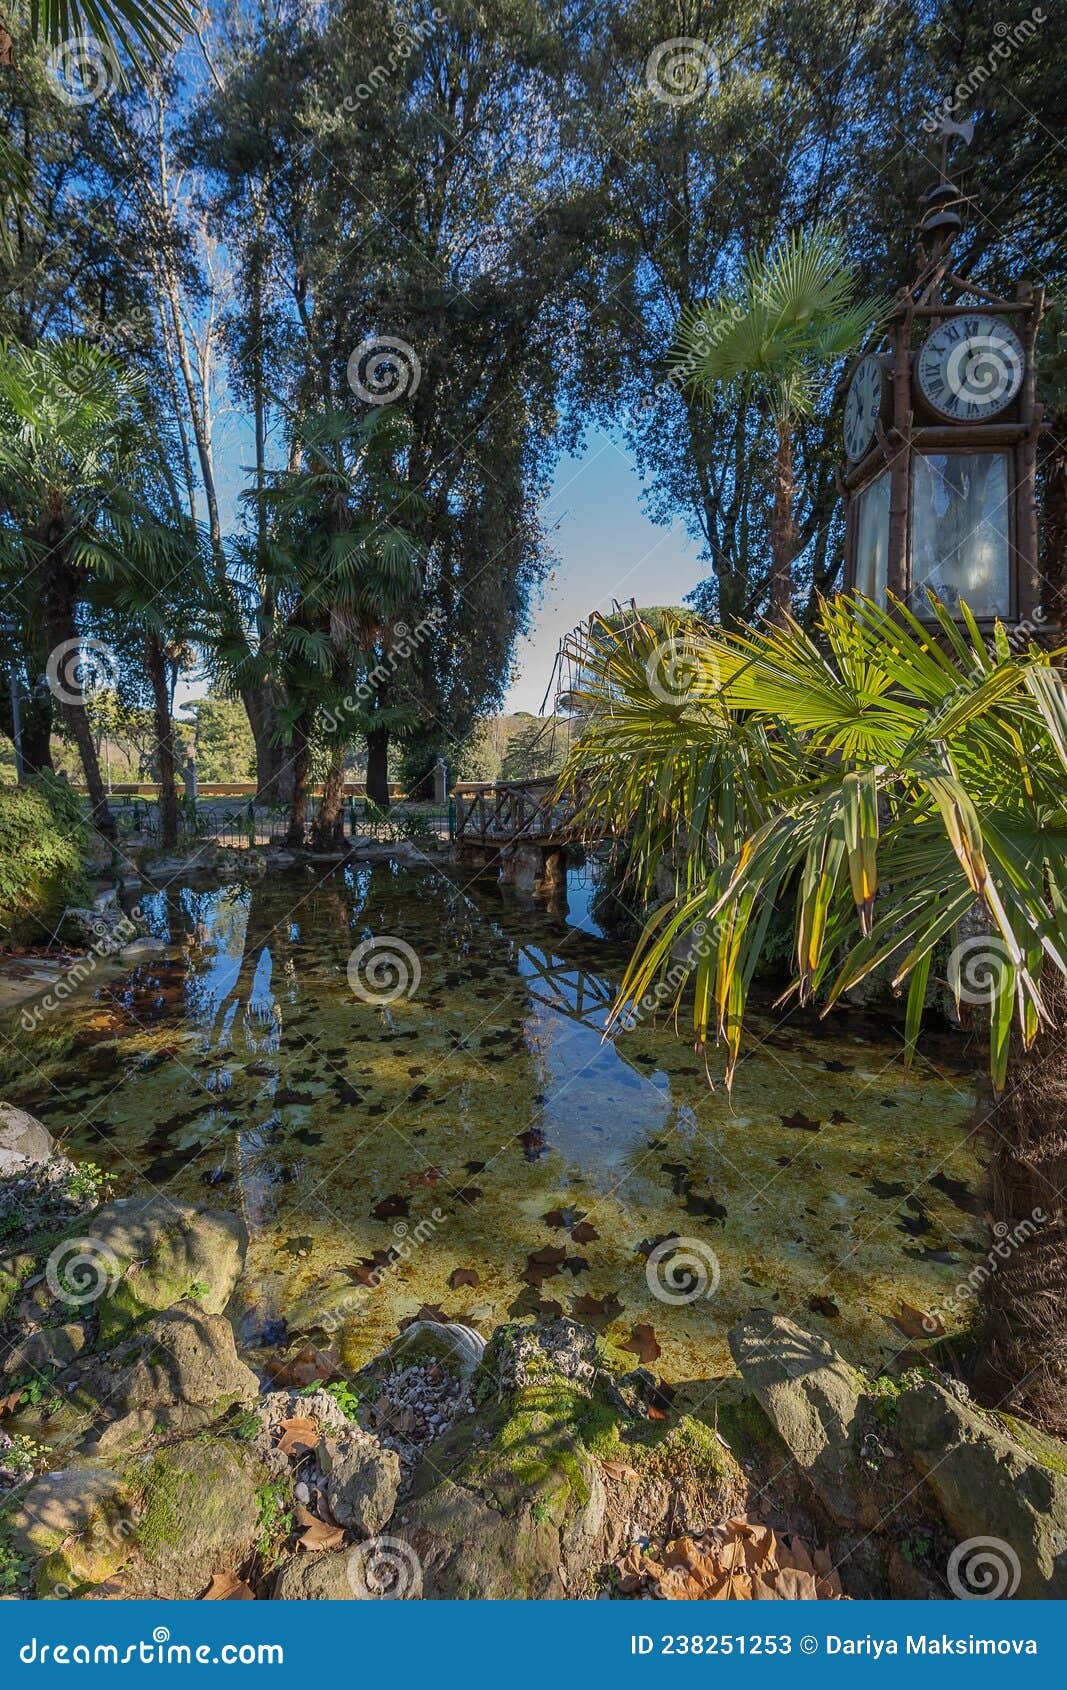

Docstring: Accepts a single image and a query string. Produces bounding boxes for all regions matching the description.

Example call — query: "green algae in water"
[0,864,988,1381]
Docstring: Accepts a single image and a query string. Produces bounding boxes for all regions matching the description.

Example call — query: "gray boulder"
[320,1424,400,1537]
[121,1437,267,1599]
[728,1309,869,1526]
[0,1103,54,1175]
[896,1380,1067,1598]
[70,1301,259,1449]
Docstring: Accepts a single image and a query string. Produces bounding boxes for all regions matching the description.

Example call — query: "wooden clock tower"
[843,127,1044,626]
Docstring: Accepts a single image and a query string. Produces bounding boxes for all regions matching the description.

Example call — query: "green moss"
[135,1455,185,1558]
[993,1412,1067,1477]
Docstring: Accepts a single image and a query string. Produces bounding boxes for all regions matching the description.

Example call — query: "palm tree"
[673,226,887,621]
[251,407,424,845]
[562,595,1067,1432]
[0,338,147,834]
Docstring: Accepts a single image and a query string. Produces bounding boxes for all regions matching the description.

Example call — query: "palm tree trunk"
[366,724,390,810]
[285,713,312,847]
[40,549,113,836]
[976,965,1067,1434]
[145,636,179,851]
[769,418,796,624]
[312,745,347,850]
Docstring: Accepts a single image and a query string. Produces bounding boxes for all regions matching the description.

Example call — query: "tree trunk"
[366,724,390,810]
[40,549,113,836]
[976,965,1067,1434]
[285,713,312,847]
[146,636,180,850]
[769,418,797,625]
[243,685,294,808]
[1040,409,1067,628]
[312,744,347,850]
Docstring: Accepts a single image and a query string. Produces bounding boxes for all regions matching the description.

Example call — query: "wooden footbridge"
[452,777,580,848]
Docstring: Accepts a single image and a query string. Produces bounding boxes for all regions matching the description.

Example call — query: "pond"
[0,861,990,1382]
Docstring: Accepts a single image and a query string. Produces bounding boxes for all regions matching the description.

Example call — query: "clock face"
[917,313,1025,421]
[844,355,883,462]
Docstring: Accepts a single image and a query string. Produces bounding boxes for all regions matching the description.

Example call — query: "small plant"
[65,1161,107,1204]
[186,1281,210,1301]
[0,1534,29,1597]
[1,1433,48,1479]
[321,1379,360,1419]
[255,1479,292,1564]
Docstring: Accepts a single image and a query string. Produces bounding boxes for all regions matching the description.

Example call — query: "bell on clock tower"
[843,123,1044,627]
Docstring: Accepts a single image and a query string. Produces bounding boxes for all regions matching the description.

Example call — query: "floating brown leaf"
[570,1220,599,1244]
[449,1267,480,1289]
[371,1193,410,1220]
[204,1571,255,1600]
[781,1110,821,1132]
[620,1323,661,1365]
[523,1245,567,1287]
[266,1344,341,1389]
[408,1167,446,1187]
[570,1291,624,1330]
[890,1301,943,1340]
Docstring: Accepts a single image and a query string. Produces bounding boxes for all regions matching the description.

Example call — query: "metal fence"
[112,795,453,850]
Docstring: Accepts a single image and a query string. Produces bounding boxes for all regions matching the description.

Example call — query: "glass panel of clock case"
[909,452,1010,617]
[854,471,891,603]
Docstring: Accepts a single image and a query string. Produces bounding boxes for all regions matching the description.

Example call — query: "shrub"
[0,774,90,945]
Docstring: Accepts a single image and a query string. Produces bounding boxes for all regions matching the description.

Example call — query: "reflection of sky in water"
[2,864,988,1380]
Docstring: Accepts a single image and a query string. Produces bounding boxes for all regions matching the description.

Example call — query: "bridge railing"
[453,778,574,846]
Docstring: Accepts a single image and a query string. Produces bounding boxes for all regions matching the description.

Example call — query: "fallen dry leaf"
[449,1267,480,1289]
[890,1301,943,1340]
[615,1517,845,1601]
[277,1415,319,1457]
[601,1460,639,1483]
[204,1571,255,1600]
[295,1503,345,1552]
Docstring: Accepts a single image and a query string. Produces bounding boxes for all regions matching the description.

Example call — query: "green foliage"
[254,1478,293,1564]
[0,773,89,944]
[184,696,256,783]
[564,595,1067,1090]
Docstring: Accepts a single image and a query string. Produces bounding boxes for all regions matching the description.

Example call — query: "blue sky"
[506,427,702,713]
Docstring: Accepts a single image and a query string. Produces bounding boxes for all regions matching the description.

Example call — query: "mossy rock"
[8,1467,137,1598]
[121,1437,267,1599]
[54,1196,247,1344]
